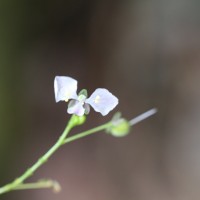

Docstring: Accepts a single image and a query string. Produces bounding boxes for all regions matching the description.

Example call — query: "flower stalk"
[0,108,157,195]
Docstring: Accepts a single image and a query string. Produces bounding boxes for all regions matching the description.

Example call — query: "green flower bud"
[70,115,86,127]
[109,119,130,137]
[107,112,130,137]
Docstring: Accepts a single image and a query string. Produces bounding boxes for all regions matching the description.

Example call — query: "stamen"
[94,95,100,103]
[64,92,71,102]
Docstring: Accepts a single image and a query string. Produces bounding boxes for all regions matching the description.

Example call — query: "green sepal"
[78,89,88,98]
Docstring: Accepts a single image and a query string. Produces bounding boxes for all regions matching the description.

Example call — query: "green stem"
[14,180,61,193]
[0,109,157,195]
[0,116,112,195]
[62,122,112,145]
[0,115,75,195]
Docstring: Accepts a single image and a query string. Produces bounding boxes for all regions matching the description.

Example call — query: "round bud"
[109,119,130,137]
[70,115,86,127]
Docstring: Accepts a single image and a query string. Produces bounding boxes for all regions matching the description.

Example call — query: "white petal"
[85,88,118,116]
[54,76,78,102]
[67,100,85,116]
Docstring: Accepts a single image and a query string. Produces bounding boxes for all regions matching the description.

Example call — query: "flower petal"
[83,103,90,115]
[85,88,118,116]
[54,76,78,102]
[67,100,85,116]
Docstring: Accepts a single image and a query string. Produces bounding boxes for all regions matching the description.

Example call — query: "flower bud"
[70,115,86,127]
[108,118,130,137]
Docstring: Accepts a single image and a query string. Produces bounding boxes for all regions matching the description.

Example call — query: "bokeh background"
[1,0,200,200]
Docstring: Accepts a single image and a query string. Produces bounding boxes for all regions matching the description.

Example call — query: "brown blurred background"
[1,0,200,200]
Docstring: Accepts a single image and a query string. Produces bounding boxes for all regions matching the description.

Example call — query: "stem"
[62,122,112,145]
[62,108,157,145]
[0,108,157,195]
[14,180,61,193]
[0,115,75,195]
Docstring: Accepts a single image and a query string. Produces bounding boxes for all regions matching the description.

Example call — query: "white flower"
[54,76,118,116]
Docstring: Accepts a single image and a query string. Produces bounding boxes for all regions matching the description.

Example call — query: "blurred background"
[1,0,200,199]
